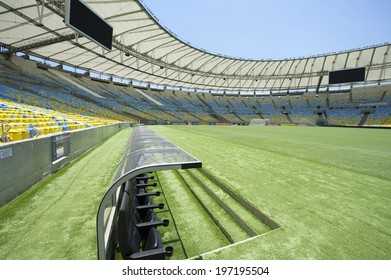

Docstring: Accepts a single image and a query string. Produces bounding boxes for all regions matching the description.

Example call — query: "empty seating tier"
[1,58,390,128]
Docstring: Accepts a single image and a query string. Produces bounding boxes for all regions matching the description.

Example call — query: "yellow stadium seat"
[41,127,50,135]
[20,129,29,140]
[13,123,29,129]
[9,129,22,141]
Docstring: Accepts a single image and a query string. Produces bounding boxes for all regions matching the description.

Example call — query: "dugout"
[96,125,201,260]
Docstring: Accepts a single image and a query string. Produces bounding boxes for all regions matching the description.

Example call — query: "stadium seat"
[8,129,22,141]
[130,199,169,229]
[134,180,158,194]
[20,129,29,140]
[127,183,163,213]
[121,178,167,227]
[122,179,168,226]
[26,127,39,138]
[135,174,155,183]
[117,192,173,260]
[131,192,164,213]
[124,180,159,197]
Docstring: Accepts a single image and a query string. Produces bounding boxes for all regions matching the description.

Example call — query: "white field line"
[191,227,282,259]
[284,138,391,157]
[255,134,391,158]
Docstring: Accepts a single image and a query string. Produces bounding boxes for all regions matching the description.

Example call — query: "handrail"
[0,121,12,142]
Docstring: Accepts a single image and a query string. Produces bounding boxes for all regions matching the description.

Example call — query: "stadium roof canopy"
[0,0,390,92]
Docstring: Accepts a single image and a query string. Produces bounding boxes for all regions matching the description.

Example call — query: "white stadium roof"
[0,0,390,92]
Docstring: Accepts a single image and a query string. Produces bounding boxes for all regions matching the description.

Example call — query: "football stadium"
[0,0,391,263]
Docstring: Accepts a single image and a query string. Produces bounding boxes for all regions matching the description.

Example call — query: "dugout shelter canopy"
[96,125,201,260]
[0,0,390,93]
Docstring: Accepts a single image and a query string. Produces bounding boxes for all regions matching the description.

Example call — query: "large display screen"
[65,0,113,51]
[329,67,365,84]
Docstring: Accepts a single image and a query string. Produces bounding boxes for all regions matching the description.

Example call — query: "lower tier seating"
[0,98,120,142]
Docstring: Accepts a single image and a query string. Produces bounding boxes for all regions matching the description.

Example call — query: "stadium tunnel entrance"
[96,125,202,260]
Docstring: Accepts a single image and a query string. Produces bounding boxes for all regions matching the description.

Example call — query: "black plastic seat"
[131,195,164,215]
[118,192,173,260]
[124,180,160,198]
[133,207,157,223]
[135,174,155,184]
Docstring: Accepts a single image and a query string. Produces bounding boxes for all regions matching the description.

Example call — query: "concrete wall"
[9,54,37,70]
[0,123,130,208]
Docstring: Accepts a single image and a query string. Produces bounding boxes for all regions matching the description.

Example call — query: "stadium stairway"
[358,112,371,126]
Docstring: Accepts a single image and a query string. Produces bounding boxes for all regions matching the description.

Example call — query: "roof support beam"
[36,0,45,26]
[7,33,77,53]
[378,45,391,82]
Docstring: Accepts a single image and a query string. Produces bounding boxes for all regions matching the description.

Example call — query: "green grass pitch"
[0,125,390,260]
[0,129,132,259]
[152,125,391,260]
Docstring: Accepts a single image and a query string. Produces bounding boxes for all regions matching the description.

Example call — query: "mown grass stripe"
[198,168,279,230]
[153,172,188,259]
[186,169,257,237]
[175,170,235,244]
[157,170,229,257]
[179,169,249,242]
[192,168,271,234]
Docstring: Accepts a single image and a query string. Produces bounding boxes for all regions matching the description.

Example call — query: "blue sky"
[141,0,390,60]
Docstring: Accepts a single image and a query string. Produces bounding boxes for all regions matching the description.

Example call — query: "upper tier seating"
[1,57,390,128]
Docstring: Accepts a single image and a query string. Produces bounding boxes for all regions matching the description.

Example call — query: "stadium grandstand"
[0,0,391,265]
